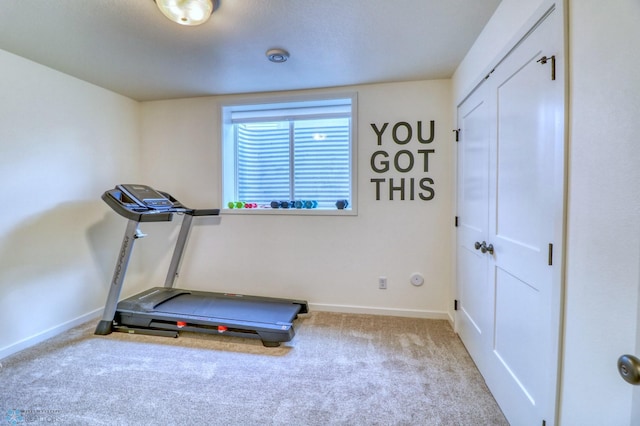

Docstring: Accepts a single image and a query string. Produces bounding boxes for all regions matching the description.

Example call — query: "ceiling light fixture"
[266,48,290,63]
[154,0,219,26]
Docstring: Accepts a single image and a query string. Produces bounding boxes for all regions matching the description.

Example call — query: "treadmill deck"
[114,287,308,346]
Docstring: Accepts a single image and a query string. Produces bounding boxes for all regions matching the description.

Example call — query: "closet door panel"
[456,83,491,373]
[485,7,563,425]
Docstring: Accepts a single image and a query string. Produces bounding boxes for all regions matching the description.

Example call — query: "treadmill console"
[117,184,174,210]
[102,184,220,223]
[102,184,183,222]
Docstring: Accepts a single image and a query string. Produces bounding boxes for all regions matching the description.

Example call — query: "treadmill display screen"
[118,184,173,210]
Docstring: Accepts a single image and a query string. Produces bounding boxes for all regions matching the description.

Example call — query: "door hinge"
[453,129,460,142]
[537,55,556,80]
[548,243,553,266]
[454,216,459,227]
[454,299,458,311]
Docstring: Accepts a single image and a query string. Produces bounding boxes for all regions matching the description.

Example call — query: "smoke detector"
[266,48,290,63]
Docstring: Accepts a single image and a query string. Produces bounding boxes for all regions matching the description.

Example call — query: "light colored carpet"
[0,312,508,425]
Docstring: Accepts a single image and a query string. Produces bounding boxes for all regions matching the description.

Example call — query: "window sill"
[221,207,357,216]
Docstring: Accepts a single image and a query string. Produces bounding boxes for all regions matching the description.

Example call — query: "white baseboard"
[309,302,450,320]
[446,311,455,329]
[0,308,102,360]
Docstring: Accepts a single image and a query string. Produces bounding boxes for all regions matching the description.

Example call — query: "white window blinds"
[224,96,354,210]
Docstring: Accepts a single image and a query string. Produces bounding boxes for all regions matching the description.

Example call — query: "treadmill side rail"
[95,219,140,335]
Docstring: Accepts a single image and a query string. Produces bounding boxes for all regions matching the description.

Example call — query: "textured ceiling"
[0,0,501,101]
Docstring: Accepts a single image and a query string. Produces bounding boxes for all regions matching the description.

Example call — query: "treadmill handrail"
[190,208,220,217]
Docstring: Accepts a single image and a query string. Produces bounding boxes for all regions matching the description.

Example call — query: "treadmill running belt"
[154,293,301,324]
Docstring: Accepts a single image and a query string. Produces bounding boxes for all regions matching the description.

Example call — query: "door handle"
[618,354,640,385]
[474,241,494,255]
[481,242,494,255]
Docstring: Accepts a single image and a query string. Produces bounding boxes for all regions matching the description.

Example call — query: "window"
[221,94,357,214]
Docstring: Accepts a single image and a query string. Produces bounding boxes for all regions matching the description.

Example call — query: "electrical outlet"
[378,276,387,289]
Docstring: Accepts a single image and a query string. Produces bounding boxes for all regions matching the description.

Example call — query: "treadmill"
[94,184,308,347]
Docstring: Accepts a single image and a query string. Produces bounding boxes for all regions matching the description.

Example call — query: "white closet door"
[456,5,565,425]
[456,82,491,375]
[484,7,564,425]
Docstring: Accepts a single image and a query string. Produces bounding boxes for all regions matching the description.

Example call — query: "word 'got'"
[370,149,435,173]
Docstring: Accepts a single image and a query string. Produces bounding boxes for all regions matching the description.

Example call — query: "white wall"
[562,0,640,424]
[0,49,141,358]
[452,0,640,423]
[140,80,454,318]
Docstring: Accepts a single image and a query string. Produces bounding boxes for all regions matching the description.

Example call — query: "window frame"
[220,92,358,216]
